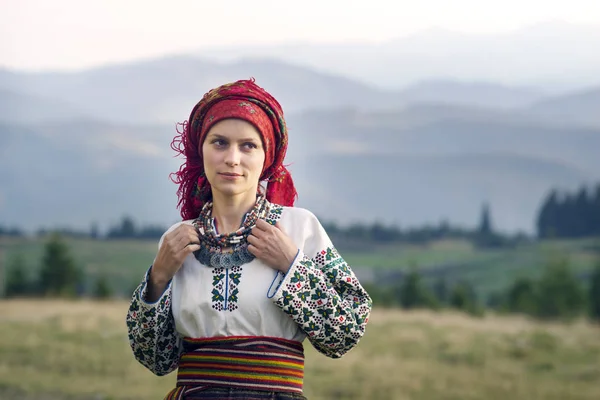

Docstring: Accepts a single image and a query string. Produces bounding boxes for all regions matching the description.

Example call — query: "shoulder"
[282,205,318,220]
[164,219,195,235]
[277,205,333,257]
[157,220,195,246]
[276,204,328,237]
[274,204,321,226]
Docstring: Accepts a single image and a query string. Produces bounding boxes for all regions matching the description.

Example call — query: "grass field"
[1,236,598,299]
[0,299,599,400]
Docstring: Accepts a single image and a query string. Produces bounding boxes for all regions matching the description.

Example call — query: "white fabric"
[156,206,332,341]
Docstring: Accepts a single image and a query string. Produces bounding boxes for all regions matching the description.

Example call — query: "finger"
[180,224,199,237]
[175,232,198,251]
[175,234,192,250]
[184,243,201,254]
[164,234,183,252]
[247,234,260,246]
[174,223,193,234]
[250,226,266,239]
[255,219,273,231]
[187,231,200,244]
[170,225,196,244]
[164,227,181,242]
[247,244,259,257]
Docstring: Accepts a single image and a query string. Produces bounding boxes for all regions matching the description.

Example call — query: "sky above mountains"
[1,0,599,70]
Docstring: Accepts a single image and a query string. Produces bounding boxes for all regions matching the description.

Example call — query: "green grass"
[1,300,599,400]
[1,236,598,299]
[1,237,157,296]
[343,237,599,298]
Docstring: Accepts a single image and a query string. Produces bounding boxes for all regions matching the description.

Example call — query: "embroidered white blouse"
[126,204,372,376]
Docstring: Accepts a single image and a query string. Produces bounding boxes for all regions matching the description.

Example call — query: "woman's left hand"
[247,219,298,273]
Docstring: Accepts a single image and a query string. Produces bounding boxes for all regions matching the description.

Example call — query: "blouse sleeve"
[270,211,373,358]
[125,228,183,376]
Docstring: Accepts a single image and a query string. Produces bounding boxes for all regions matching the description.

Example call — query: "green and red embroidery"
[208,204,283,312]
[211,266,242,312]
[266,204,283,222]
[126,279,182,376]
[272,246,372,359]
[126,206,372,378]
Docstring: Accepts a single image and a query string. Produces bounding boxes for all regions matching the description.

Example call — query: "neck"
[210,190,258,234]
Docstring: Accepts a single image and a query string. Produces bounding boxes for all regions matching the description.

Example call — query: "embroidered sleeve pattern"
[272,247,372,358]
[125,275,182,376]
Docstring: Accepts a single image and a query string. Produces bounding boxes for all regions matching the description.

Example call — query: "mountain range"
[1,36,599,234]
[196,21,600,91]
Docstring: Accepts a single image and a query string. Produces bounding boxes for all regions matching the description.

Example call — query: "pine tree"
[478,202,492,236]
[449,282,471,310]
[537,190,559,238]
[449,281,482,316]
[535,258,585,320]
[5,254,30,297]
[93,274,113,299]
[433,277,449,305]
[398,267,437,309]
[120,216,136,238]
[90,222,100,239]
[506,277,537,315]
[475,203,504,248]
[592,184,600,237]
[573,186,590,237]
[38,233,82,297]
[589,260,600,322]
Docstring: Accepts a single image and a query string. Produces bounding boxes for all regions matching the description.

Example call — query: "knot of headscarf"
[170,78,297,220]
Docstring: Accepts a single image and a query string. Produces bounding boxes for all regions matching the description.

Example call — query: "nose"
[224,146,241,166]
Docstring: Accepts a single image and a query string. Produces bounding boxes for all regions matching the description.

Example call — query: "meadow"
[0,299,599,400]
[1,235,598,299]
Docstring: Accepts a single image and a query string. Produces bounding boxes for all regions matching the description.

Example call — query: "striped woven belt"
[164,336,305,400]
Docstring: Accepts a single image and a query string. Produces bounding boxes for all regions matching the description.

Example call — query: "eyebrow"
[208,133,260,142]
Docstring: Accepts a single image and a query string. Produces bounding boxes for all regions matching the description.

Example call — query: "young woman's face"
[201,119,266,200]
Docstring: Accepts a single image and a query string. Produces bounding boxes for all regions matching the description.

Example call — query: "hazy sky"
[1,0,599,71]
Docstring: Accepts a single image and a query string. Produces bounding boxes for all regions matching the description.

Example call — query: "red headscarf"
[170,78,298,220]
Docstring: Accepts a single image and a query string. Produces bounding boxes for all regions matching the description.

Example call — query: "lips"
[219,172,242,177]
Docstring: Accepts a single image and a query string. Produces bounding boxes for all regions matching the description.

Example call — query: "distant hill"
[0,121,181,232]
[287,106,600,174]
[1,111,598,233]
[196,21,600,91]
[396,80,545,109]
[0,58,390,124]
[529,87,600,128]
[0,57,552,125]
[292,152,594,233]
[0,89,89,123]
[1,55,599,233]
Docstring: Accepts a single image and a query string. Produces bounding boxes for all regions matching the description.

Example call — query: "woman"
[126,79,372,400]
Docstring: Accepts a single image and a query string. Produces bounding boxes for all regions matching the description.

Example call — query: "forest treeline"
[364,259,600,323]
[2,183,598,245]
[3,232,600,324]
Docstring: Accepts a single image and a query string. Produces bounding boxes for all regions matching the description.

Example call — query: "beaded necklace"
[193,195,270,268]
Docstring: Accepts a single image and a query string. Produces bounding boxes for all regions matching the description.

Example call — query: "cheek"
[255,153,266,173]
[201,145,214,171]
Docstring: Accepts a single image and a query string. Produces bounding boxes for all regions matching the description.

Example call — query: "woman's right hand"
[146,224,201,301]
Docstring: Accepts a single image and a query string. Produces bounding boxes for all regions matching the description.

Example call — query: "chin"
[213,184,255,198]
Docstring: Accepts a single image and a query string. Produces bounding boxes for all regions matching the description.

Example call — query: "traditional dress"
[125,79,372,399]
